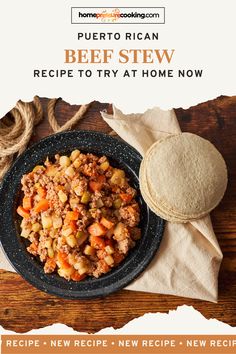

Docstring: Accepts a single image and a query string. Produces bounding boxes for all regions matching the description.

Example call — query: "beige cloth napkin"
[0,106,223,302]
[101,106,223,302]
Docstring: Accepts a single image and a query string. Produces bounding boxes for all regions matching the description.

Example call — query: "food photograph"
[1,1,236,353]
[0,96,235,334]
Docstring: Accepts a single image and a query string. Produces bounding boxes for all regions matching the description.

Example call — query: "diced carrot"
[34,199,49,213]
[71,271,86,282]
[89,181,103,192]
[97,175,106,183]
[57,251,71,269]
[120,193,133,203]
[90,236,105,249]
[17,206,30,219]
[37,187,46,198]
[100,217,114,230]
[69,220,77,233]
[57,251,67,261]
[55,185,64,192]
[30,243,38,252]
[45,257,56,271]
[89,175,106,192]
[88,222,107,236]
[66,210,79,221]
[22,197,32,210]
[111,186,119,193]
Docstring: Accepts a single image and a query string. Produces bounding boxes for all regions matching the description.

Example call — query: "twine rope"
[0,97,91,181]
[47,98,91,133]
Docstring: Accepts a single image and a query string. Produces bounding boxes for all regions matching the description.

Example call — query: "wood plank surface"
[0,96,235,333]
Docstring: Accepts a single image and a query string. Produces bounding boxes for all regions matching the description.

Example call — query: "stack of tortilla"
[140,133,228,223]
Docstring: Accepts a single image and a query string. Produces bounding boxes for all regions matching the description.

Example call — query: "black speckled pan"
[0,131,164,299]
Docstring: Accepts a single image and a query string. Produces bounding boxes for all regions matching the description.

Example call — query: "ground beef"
[89,208,102,221]
[119,204,140,227]
[44,259,56,274]
[18,151,141,282]
[27,244,38,256]
[71,178,87,194]
[93,260,109,278]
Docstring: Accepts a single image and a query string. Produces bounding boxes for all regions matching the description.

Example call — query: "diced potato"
[58,190,67,203]
[61,227,73,237]
[74,263,80,271]
[70,149,80,162]
[110,169,125,186]
[52,239,58,251]
[53,172,62,183]
[104,255,114,266]
[45,239,52,248]
[74,261,88,275]
[68,253,77,265]
[20,219,29,229]
[52,216,62,229]
[70,197,79,209]
[47,247,54,258]
[100,161,110,171]
[74,257,88,269]
[34,194,40,202]
[41,214,53,229]
[20,228,31,238]
[74,185,83,197]
[84,245,96,256]
[78,267,88,275]
[58,267,74,279]
[65,234,77,248]
[46,166,57,177]
[33,165,45,172]
[65,166,76,178]
[114,222,127,240]
[105,245,114,255]
[81,191,91,204]
[49,229,58,239]
[32,222,41,232]
[73,158,82,169]
[59,155,71,167]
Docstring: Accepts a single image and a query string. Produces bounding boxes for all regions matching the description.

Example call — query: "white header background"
[0,0,236,335]
[0,0,236,117]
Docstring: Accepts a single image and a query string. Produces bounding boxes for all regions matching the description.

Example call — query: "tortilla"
[140,160,186,222]
[140,133,227,222]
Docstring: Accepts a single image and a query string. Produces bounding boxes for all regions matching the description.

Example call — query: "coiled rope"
[0,97,91,181]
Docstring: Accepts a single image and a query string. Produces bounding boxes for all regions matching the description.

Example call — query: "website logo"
[71,7,165,25]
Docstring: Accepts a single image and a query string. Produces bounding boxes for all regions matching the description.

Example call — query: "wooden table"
[0,96,235,333]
